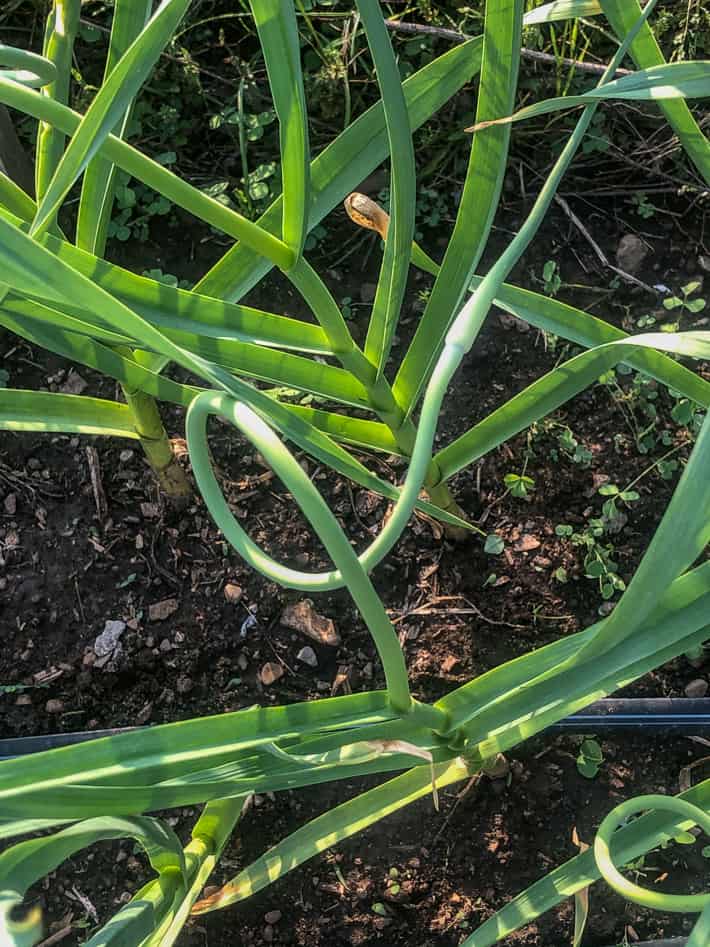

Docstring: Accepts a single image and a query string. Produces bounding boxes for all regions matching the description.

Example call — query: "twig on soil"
[431,773,482,846]
[345,480,370,534]
[78,17,240,87]
[36,925,74,947]
[73,575,86,628]
[85,447,107,522]
[554,193,660,294]
[68,885,98,924]
[265,618,296,675]
[391,594,526,629]
[688,735,710,749]
[148,520,181,588]
[383,19,633,78]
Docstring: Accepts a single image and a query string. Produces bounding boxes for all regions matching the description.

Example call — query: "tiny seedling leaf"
[484,534,505,555]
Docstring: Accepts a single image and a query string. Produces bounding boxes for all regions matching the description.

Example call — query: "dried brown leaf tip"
[464,116,512,133]
[344,192,390,238]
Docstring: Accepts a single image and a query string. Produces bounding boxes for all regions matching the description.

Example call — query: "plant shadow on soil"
[1,196,710,945]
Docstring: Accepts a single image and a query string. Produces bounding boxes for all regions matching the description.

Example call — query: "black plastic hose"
[1,698,710,760]
[552,697,710,731]
[601,940,686,947]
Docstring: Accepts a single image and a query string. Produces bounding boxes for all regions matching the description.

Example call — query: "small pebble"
[685,678,708,699]
[616,233,648,274]
[297,646,318,668]
[119,449,134,463]
[264,910,282,925]
[224,583,243,604]
[514,534,540,552]
[45,699,64,714]
[280,600,340,647]
[149,598,179,622]
[261,662,284,686]
[94,619,126,658]
[60,370,87,394]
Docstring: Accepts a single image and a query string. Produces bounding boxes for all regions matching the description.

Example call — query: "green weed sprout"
[1,0,710,944]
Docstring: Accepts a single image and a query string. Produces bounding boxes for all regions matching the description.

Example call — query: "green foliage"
[664,280,707,316]
[542,258,562,296]
[556,425,593,466]
[576,737,603,778]
[504,471,536,498]
[0,0,710,945]
[631,190,656,218]
[108,169,174,242]
[598,482,640,523]
[484,533,505,555]
[556,512,629,603]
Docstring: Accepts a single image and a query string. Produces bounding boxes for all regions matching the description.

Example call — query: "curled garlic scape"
[344,192,390,239]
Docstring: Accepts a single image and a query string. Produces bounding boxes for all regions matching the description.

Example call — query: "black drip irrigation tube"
[601,941,687,947]
[1,699,710,761]
[550,697,710,732]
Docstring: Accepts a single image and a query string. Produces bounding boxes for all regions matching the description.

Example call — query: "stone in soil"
[149,598,179,622]
[514,534,540,552]
[296,646,318,668]
[223,582,243,603]
[93,619,126,660]
[261,662,284,685]
[60,369,87,394]
[615,233,648,274]
[441,655,460,674]
[685,678,708,698]
[280,599,341,647]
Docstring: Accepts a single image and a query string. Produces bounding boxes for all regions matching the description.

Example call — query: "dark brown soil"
[2,197,710,945]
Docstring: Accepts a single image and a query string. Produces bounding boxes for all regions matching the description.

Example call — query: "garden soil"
[1,199,710,945]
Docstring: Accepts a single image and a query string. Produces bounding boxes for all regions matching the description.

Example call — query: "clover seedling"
[504,472,536,499]
[663,281,706,316]
[598,483,640,523]
[631,191,656,219]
